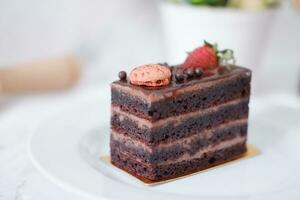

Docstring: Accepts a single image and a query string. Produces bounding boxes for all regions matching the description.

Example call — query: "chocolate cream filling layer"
[112,135,246,166]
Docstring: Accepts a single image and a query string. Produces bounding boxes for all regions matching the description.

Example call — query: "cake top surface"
[112,65,251,94]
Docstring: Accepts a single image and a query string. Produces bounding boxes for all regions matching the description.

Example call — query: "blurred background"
[0,0,299,95]
[0,0,299,199]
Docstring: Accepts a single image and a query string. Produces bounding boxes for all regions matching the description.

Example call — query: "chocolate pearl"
[195,68,203,77]
[118,71,127,81]
[186,68,195,78]
[175,72,184,82]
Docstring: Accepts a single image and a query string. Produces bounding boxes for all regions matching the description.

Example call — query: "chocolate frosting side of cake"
[110,65,251,181]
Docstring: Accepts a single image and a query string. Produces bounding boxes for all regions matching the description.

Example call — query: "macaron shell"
[129,64,171,87]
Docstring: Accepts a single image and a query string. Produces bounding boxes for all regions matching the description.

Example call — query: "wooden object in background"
[0,56,81,94]
[294,0,300,11]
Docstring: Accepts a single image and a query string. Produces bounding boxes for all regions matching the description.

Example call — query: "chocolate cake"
[110,42,251,181]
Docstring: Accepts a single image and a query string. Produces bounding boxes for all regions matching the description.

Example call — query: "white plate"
[29,93,300,200]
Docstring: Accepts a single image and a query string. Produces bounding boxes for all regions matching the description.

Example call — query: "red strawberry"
[183,41,235,70]
[183,44,218,70]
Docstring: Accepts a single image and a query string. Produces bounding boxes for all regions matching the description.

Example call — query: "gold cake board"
[101,144,261,186]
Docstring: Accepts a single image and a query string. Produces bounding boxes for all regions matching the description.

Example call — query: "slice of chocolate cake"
[110,42,251,181]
